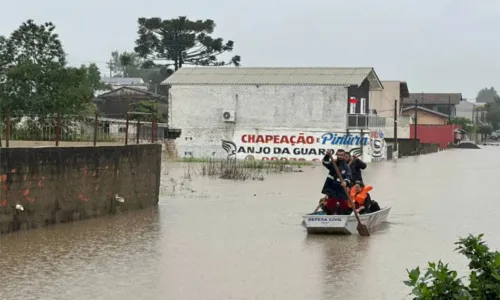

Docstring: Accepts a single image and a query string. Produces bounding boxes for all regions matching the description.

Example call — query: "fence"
[347,114,387,129]
[0,112,165,148]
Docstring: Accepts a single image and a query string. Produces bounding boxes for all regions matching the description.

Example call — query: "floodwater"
[0,148,499,300]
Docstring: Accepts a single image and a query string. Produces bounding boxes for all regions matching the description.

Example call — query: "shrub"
[405,234,500,299]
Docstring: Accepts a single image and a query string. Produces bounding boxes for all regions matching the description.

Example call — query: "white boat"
[302,207,391,235]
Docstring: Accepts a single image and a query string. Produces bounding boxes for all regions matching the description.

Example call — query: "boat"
[302,207,391,235]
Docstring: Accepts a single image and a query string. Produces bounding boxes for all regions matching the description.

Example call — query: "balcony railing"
[347,114,387,129]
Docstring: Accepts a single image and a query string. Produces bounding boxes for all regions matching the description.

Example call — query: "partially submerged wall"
[0,144,161,234]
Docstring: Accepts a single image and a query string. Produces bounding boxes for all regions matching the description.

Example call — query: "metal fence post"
[93,112,99,146]
[55,111,61,146]
[136,120,140,145]
[5,110,10,148]
[125,113,129,145]
[151,117,157,143]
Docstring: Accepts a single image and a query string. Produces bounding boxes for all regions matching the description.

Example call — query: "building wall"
[410,124,455,148]
[402,103,456,117]
[456,100,475,120]
[0,144,161,234]
[370,81,401,118]
[170,85,349,159]
[401,110,448,125]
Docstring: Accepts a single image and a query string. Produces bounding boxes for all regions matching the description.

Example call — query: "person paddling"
[345,153,367,184]
[321,149,352,215]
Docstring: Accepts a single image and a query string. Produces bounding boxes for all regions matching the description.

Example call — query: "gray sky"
[1,0,498,99]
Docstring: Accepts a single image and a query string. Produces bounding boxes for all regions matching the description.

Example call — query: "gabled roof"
[162,67,383,89]
[401,106,450,118]
[93,86,167,103]
[102,77,145,85]
[402,93,462,105]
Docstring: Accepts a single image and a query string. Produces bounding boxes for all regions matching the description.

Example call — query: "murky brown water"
[1,148,499,300]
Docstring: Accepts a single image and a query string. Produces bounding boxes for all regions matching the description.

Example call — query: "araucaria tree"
[134,16,241,70]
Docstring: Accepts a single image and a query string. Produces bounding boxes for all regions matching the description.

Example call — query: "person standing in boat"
[345,153,367,185]
[321,149,352,215]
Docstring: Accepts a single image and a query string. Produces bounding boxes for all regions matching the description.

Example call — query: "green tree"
[485,96,500,130]
[476,87,498,103]
[0,20,108,141]
[449,117,474,133]
[405,234,500,299]
[129,100,167,123]
[0,20,67,116]
[134,16,241,71]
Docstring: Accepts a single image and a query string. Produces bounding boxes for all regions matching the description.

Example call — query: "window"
[360,98,366,114]
[349,102,356,114]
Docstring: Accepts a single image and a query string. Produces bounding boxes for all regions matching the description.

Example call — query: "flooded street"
[1,148,499,300]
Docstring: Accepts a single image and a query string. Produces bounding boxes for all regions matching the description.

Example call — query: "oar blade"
[357,224,371,236]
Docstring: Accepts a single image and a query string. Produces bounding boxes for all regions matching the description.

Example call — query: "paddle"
[330,154,370,236]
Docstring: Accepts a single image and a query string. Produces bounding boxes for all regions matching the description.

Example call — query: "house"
[370,81,410,118]
[455,99,476,120]
[101,77,147,90]
[162,67,389,161]
[473,103,487,124]
[92,86,180,140]
[401,93,462,117]
[401,106,449,125]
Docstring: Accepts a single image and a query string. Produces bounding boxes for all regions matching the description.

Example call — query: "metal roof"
[102,77,145,85]
[402,93,462,105]
[161,67,383,89]
[401,105,450,118]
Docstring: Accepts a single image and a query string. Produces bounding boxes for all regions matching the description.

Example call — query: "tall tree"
[0,20,102,117]
[134,16,241,71]
[476,87,498,103]
[485,96,500,130]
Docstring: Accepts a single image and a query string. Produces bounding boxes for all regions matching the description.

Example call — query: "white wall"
[170,85,348,158]
[375,115,411,139]
[456,100,475,120]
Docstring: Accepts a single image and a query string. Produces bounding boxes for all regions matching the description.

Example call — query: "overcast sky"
[1,0,498,99]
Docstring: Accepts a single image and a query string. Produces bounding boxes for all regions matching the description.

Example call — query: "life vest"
[349,185,373,208]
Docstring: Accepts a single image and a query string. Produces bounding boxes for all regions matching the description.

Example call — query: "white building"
[163,67,394,162]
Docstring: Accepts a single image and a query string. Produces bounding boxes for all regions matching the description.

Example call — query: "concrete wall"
[410,124,455,148]
[456,100,475,120]
[401,109,448,125]
[0,144,161,234]
[370,81,401,118]
[170,85,348,158]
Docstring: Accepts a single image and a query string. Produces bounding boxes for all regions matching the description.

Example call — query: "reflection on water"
[2,148,500,300]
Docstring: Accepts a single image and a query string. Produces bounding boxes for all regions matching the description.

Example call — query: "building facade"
[401,106,449,125]
[163,67,391,162]
[401,93,462,117]
[456,99,475,120]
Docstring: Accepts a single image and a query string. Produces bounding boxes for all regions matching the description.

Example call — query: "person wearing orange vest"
[349,181,373,214]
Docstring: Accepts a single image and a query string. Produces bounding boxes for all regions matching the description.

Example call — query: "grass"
[181,158,313,181]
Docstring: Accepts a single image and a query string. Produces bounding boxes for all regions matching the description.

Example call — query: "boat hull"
[303,207,391,235]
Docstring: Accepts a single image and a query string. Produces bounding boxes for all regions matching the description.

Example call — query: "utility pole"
[448,95,451,123]
[394,99,398,152]
[106,59,114,77]
[414,94,420,151]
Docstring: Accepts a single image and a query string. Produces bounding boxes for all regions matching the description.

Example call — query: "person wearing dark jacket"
[321,149,352,215]
[345,153,367,184]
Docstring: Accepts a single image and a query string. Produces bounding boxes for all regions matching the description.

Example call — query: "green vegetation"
[0,20,110,143]
[180,158,312,180]
[405,234,500,299]
[449,117,474,133]
[134,16,240,71]
[476,87,498,103]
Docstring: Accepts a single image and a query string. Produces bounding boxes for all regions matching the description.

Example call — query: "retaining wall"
[0,144,161,234]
